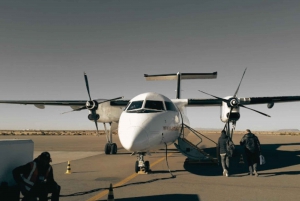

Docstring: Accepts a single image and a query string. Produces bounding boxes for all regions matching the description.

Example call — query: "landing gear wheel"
[111,143,117,154]
[104,143,111,155]
[145,161,150,172]
[135,161,139,173]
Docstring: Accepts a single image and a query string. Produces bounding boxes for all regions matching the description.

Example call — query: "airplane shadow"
[184,143,300,177]
[98,194,200,201]
[149,170,186,174]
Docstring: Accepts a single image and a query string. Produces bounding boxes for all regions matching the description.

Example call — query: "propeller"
[62,73,123,136]
[198,68,270,121]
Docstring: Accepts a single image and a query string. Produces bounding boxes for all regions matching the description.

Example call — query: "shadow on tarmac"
[184,143,300,177]
[99,194,200,201]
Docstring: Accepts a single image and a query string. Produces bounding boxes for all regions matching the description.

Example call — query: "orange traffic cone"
[65,161,71,174]
[107,183,114,201]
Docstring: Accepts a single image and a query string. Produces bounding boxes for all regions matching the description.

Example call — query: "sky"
[0,0,300,131]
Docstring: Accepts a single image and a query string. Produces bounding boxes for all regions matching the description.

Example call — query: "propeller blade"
[233,68,247,98]
[94,119,99,136]
[97,96,124,104]
[239,104,271,117]
[84,72,92,101]
[198,90,229,103]
[61,105,88,114]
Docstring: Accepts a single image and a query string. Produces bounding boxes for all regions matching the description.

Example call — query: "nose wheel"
[135,153,150,174]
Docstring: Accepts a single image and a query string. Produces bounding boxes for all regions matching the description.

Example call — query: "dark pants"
[22,182,60,201]
[220,153,229,171]
[245,149,259,173]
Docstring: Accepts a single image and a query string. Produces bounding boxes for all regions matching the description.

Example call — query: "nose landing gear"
[135,152,150,174]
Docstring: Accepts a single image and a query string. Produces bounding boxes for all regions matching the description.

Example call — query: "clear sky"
[0,0,300,131]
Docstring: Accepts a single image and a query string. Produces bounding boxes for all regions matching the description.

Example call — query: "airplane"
[1,71,300,173]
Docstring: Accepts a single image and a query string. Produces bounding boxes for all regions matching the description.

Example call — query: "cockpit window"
[126,101,143,111]
[165,101,177,111]
[145,100,165,110]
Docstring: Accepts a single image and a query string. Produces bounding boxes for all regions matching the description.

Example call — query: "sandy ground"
[1,131,300,201]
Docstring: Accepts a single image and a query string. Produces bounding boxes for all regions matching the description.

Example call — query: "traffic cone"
[65,161,71,174]
[239,154,244,164]
[107,183,114,201]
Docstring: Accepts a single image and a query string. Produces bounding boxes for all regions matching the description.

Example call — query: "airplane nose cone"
[119,126,149,151]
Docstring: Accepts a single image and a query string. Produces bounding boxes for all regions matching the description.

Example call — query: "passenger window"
[127,101,143,110]
[165,101,177,111]
[145,100,164,110]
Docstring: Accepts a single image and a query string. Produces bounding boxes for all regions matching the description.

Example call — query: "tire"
[111,143,118,154]
[104,143,111,155]
[145,161,150,172]
[135,161,139,173]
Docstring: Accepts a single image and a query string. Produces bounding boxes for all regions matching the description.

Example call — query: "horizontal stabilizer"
[144,72,217,81]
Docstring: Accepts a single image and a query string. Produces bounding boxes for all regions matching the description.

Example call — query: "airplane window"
[144,100,164,110]
[127,101,143,111]
[165,101,177,111]
[124,102,131,111]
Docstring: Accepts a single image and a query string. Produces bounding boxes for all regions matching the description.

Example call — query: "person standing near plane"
[218,130,230,177]
[240,129,261,177]
[12,152,61,201]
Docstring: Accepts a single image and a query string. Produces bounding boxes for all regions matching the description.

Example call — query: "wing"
[0,99,129,109]
[187,96,300,107]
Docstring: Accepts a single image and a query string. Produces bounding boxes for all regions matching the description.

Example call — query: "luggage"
[259,155,266,165]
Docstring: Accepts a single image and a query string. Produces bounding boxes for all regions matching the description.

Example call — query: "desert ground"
[1,129,300,136]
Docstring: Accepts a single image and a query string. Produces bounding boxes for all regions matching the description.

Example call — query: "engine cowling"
[221,96,240,123]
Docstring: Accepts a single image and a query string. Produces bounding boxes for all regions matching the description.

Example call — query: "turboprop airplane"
[1,71,300,173]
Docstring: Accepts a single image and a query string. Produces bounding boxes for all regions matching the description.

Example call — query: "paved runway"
[1,132,300,201]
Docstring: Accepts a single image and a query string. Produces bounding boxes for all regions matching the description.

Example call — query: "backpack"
[245,135,258,153]
[226,138,235,157]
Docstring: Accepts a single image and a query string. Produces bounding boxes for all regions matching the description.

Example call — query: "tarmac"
[1,132,300,201]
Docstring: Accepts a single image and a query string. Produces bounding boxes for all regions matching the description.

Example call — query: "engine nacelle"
[86,101,123,123]
[220,96,240,123]
[267,102,274,109]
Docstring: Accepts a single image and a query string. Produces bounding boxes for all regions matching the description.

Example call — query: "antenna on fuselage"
[144,72,218,99]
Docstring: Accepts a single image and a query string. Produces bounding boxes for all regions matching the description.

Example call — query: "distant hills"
[277,129,300,132]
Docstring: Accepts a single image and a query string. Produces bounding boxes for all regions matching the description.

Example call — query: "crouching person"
[12,152,61,201]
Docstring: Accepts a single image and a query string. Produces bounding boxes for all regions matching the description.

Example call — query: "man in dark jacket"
[240,129,261,176]
[218,130,230,177]
[12,152,61,201]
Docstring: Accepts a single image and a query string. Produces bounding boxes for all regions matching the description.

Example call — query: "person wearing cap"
[12,152,61,201]
[217,130,230,177]
[240,129,261,176]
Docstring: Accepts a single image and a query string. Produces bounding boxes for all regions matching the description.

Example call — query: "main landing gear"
[104,122,118,155]
[105,142,117,154]
[135,153,150,174]
[224,120,236,139]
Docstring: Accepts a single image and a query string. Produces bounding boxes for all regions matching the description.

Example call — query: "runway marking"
[86,153,173,201]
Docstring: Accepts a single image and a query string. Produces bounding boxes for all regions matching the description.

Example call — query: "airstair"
[174,125,219,164]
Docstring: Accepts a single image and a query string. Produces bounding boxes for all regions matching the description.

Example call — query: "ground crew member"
[218,130,230,177]
[12,152,61,201]
[240,129,261,176]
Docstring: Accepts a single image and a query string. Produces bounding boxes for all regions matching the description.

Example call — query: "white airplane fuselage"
[118,92,190,152]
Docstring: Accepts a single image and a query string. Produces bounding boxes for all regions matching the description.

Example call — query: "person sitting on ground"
[12,152,61,201]
[218,130,230,177]
[240,129,261,177]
